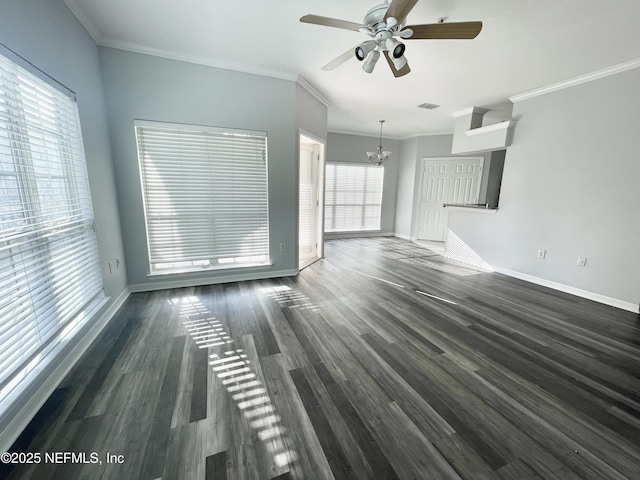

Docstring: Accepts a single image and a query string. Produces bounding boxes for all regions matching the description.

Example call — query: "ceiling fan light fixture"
[385,38,405,59]
[362,50,380,73]
[355,40,377,61]
[391,54,408,71]
[301,1,483,77]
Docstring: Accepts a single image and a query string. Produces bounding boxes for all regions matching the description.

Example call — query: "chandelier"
[366,120,391,166]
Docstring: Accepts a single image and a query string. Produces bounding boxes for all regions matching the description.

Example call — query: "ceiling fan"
[300,0,482,77]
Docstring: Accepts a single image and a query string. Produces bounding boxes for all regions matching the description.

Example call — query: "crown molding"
[327,129,405,141]
[99,40,299,82]
[296,76,331,107]
[398,131,454,140]
[509,58,640,103]
[64,0,105,45]
[328,129,454,141]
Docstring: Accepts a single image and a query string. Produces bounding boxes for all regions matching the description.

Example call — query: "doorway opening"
[298,133,325,270]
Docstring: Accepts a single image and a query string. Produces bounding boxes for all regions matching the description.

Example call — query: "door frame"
[411,156,484,242]
[298,130,325,270]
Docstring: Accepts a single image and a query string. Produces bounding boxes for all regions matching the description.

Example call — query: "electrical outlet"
[280,243,286,252]
[537,249,546,259]
[108,261,113,274]
[577,257,587,267]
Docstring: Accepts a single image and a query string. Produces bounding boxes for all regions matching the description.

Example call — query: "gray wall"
[395,135,453,238]
[394,134,492,238]
[0,0,127,300]
[395,136,419,237]
[0,0,128,447]
[99,48,302,289]
[296,83,328,143]
[447,68,640,309]
[326,132,400,236]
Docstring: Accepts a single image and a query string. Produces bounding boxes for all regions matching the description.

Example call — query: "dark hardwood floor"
[4,237,640,479]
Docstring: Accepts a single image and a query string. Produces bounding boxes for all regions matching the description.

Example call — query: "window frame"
[134,120,271,276]
[324,161,384,233]
[0,48,105,405]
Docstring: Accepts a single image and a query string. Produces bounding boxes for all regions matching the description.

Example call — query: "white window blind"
[135,121,270,274]
[299,145,313,253]
[325,162,384,232]
[0,51,104,398]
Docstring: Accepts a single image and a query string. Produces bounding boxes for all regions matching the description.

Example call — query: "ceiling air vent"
[418,103,440,110]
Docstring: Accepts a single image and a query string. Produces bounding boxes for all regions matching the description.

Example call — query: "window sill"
[147,262,274,278]
[325,230,382,234]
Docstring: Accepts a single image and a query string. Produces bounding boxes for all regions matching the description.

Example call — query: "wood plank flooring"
[3,237,640,479]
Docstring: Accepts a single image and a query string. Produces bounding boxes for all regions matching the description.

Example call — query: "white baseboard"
[130,269,299,293]
[325,231,395,240]
[394,233,411,240]
[493,267,639,313]
[0,287,131,453]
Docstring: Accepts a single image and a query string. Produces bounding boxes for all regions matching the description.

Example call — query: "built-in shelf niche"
[452,107,516,155]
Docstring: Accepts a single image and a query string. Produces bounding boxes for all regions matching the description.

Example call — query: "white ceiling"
[64,0,640,139]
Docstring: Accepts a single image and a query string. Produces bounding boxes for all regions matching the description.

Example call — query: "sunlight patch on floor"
[169,295,299,475]
[444,229,493,272]
[258,285,322,312]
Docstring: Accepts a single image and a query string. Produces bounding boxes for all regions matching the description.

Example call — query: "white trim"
[327,129,406,141]
[0,287,131,452]
[398,131,454,141]
[296,76,331,107]
[99,40,299,82]
[328,129,455,141]
[299,129,327,146]
[493,267,639,314]
[445,206,498,213]
[130,269,299,293]
[452,107,489,118]
[394,233,411,240]
[464,121,516,136]
[134,119,266,137]
[299,256,321,270]
[64,0,106,45]
[146,262,273,278]
[509,58,640,103]
[325,231,395,240]
[298,129,327,268]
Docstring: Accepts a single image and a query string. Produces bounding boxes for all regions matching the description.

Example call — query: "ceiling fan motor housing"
[363,3,390,27]
[359,3,407,60]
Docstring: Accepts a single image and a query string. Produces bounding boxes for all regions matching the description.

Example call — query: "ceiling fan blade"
[404,21,483,39]
[300,14,363,32]
[384,51,411,78]
[384,0,420,24]
[321,46,358,71]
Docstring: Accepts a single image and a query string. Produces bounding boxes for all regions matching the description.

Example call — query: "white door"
[417,157,483,241]
[299,137,323,269]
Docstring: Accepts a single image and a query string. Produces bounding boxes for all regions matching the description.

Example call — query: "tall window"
[0,52,104,398]
[135,121,270,274]
[325,162,384,232]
